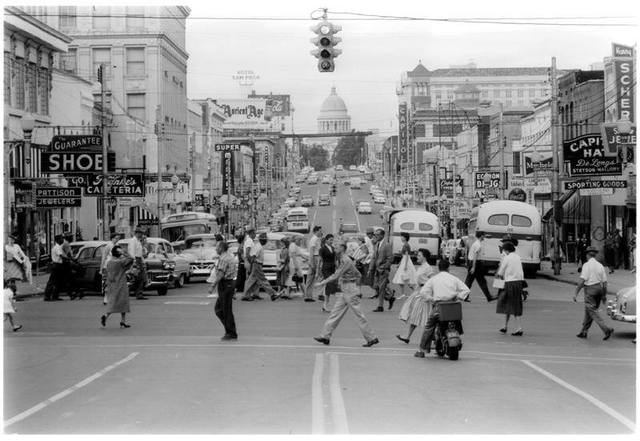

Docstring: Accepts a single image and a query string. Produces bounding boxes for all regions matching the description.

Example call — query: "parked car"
[285,197,297,207]
[301,195,314,207]
[335,165,344,171]
[373,195,386,204]
[144,237,191,288]
[343,179,351,186]
[292,186,302,194]
[607,286,636,323]
[357,202,372,214]
[318,194,331,206]
[117,238,174,296]
[70,240,110,294]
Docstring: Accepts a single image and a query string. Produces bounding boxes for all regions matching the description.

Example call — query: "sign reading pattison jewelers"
[82,174,145,197]
[398,103,408,166]
[35,187,82,207]
[48,135,102,151]
[562,134,622,176]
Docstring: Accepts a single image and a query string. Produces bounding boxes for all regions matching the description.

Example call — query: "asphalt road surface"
[3,171,637,435]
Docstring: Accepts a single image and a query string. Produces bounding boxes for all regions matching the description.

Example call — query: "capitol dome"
[317,87,351,134]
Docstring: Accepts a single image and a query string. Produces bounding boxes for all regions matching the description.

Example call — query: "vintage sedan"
[70,240,110,293]
[357,202,372,214]
[301,195,314,207]
[117,238,173,296]
[607,286,636,323]
[181,234,219,280]
[143,237,191,288]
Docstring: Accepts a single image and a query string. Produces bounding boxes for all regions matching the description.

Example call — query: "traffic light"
[310,20,342,72]
[97,64,104,83]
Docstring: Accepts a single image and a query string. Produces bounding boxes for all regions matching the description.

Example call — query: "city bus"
[286,207,310,233]
[160,211,218,251]
[384,209,440,264]
[468,200,542,277]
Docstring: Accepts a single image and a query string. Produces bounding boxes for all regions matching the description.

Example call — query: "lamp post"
[171,170,180,213]
[20,116,36,267]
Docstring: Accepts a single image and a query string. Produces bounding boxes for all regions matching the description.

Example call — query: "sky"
[184,0,637,137]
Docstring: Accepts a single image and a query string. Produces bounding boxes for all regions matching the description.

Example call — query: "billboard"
[217,99,269,130]
[249,94,291,117]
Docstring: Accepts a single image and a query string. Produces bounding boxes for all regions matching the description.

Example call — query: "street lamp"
[171,171,180,213]
[21,116,35,175]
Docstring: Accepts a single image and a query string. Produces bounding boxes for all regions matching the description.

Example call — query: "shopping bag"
[492,278,505,289]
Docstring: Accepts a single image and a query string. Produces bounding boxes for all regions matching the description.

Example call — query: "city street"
[3,176,636,435]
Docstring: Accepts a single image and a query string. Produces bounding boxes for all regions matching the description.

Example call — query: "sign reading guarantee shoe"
[562,134,622,177]
[40,151,116,174]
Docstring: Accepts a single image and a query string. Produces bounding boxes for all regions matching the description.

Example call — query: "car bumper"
[189,263,215,277]
[607,304,636,323]
[145,271,173,288]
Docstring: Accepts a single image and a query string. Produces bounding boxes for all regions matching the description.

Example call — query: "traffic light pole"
[551,57,562,275]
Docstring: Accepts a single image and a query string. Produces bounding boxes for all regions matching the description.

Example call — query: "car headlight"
[163,261,176,270]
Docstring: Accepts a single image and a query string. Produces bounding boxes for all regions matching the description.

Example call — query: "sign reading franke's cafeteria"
[562,134,622,176]
[82,174,145,197]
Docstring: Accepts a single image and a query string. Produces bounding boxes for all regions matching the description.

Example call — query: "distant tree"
[300,144,330,170]
[332,135,365,166]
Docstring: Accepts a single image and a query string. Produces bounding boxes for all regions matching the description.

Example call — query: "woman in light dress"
[495,242,526,336]
[277,238,292,299]
[286,236,306,296]
[391,232,417,298]
[4,234,32,285]
[4,279,22,332]
[396,249,434,344]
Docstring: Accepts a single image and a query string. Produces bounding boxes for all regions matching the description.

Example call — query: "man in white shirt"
[44,235,67,301]
[243,228,256,274]
[130,227,148,300]
[242,232,279,301]
[304,226,323,302]
[574,246,613,340]
[363,227,375,265]
[415,259,470,358]
[464,231,495,302]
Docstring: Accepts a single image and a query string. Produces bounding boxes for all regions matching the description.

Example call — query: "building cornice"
[67,33,189,61]
[4,6,72,49]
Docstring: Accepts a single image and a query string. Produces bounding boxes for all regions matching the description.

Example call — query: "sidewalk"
[538,264,636,296]
[14,272,50,299]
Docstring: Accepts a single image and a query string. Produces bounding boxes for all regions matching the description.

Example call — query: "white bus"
[468,200,542,277]
[286,207,310,233]
[384,209,440,264]
[160,212,218,251]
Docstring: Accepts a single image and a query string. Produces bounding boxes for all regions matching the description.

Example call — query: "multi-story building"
[44,5,191,227]
[4,6,73,257]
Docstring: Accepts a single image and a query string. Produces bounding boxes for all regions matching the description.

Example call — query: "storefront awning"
[542,189,591,224]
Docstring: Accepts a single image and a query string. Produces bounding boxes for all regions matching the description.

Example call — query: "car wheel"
[174,273,185,289]
[157,286,168,296]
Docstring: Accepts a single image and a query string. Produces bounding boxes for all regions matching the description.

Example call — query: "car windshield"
[162,224,209,242]
[186,238,217,249]
[145,243,164,254]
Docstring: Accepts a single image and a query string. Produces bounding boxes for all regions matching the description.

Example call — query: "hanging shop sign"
[249,94,291,117]
[48,135,102,151]
[474,172,501,190]
[564,179,628,190]
[601,124,636,159]
[214,143,243,152]
[81,174,145,197]
[523,153,553,176]
[439,178,463,197]
[221,151,235,196]
[398,103,408,166]
[35,187,82,207]
[13,180,36,209]
[562,134,622,176]
[41,151,116,174]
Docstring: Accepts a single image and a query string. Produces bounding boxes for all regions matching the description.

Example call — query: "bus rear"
[286,208,310,233]
[160,212,218,251]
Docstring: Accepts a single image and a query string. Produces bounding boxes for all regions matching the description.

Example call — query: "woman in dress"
[396,249,434,344]
[391,232,417,299]
[4,234,28,283]
[277,238,292,299]
[495,241,525,336]
[318,234,337,313]
[287,236,306,297]
[101,245,135,328]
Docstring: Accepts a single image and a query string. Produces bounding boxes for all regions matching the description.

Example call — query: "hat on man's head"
[366,227,374,234]
[8,233,18,241]
[586,246,599,254]
[258,232,268,240]
[247,227,256,234]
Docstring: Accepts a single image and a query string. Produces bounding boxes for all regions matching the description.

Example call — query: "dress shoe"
[387,297,396,310]
[221,334,238,341]
[53,298,64,301]
[463,297,471,303]
[241,297,254,301]
[396,335,410,344]
[12,325,22,332]
[414,350,425,358]
[101,315,107,327]
[603,328,614,341]
[368,294,379,299]
[499,328,507,334]
[321,307,330,313]
[372,307,384,312]
[270,294,279,301]
[511,330,523,336]
[318,295,325,301]
[488,296,498,302]
[314,336,330,345]
[362,338,379,347]
[304,298,316,303]
[576,332,587,339]
[120,322,131,328]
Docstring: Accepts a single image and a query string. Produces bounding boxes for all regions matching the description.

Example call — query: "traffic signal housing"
[310,20,342,72]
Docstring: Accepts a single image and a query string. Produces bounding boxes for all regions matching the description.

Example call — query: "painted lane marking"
[329,353,350,434]
[4,352,139,428]
[311,353,325,434]
[522,360,635,432]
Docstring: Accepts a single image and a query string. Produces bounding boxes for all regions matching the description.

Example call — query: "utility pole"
[499,104,506,199]
[451,102,458,240]
[550,56,561,275]
[99,63,109,240]
[156,105,163,235]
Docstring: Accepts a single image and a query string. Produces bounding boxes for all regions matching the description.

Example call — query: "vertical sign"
[398,103,408,166]
[615,58,635,123]
[221,151,235,196]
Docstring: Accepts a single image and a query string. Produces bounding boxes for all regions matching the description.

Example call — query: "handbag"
[492,278,505,289]
[292,274,303,283]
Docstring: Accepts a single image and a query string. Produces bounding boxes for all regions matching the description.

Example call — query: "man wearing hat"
[574,246,613,340]
[130,227,149,300]
[243,232,279,301]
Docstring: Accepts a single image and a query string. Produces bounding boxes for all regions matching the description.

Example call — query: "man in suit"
[368,228,394,312]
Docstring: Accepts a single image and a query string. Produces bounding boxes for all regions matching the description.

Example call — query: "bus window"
[488,214,509,226]
[418,223,433,231]
[511,215,532,227]
[400,222,414,230]
[162,224,210,242]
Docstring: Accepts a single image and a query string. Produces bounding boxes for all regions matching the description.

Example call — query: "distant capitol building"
[317,87,351,133]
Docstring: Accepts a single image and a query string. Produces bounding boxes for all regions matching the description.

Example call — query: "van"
[468,200,542,277]
[384,209,440,264]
